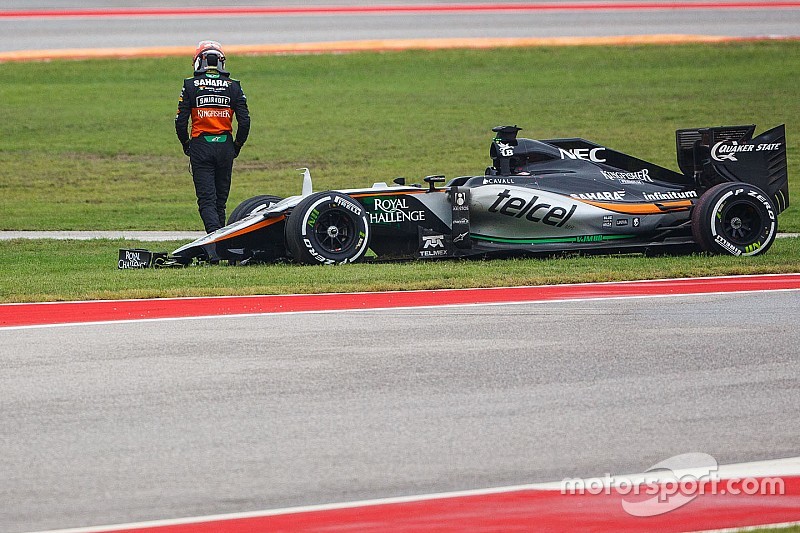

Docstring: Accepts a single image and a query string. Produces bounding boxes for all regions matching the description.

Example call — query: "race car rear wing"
[676,124,789,213]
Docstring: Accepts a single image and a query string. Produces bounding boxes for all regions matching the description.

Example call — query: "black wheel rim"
[313,208,355,253]
[719,200,761,244]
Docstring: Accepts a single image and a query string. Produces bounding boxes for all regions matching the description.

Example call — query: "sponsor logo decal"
[756,143,782,151]
[495,141,514,157]
[419,233,449,257]
[602,215,613,228]
[118,249,150,269]
[616,218,629,226]
[194,78,231,88]
[745,189,775,220]
[197,95,231,107]
[303,238,332,264]
[422,234,445,249]
[483,178,515,185]
[196,108,231,119]
[571,191,626,202]
[488,189,577,227]
[307,208,320,229]
[369,197,425,224]
[633,217,640,228]
[602,169,652,182]
[450,189,472,249]
[559,147,607,163]
[711,141,782,162]
[642,190,698,202]
[714,234,742,256]
[452,191,469,212]
[334,196,362,216]
[745,241,762,254]
[575,235,603,243]
[355,231,367,255]
[419,250,449,257]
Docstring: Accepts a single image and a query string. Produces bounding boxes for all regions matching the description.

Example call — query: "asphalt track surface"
[3,1,800,52]
[2,288,800,532]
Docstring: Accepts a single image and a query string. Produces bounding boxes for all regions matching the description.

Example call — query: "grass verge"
[2,43,798,303]
[2,42,798,231]
[1,237,798,303]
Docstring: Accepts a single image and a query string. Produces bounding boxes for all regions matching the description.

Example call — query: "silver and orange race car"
[168,123,789,265]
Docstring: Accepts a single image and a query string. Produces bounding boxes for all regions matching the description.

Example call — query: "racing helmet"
[193,40,228,74]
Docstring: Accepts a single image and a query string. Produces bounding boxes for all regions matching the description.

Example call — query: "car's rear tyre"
[227,195,283,225]
[691,182,777,256]
[285,191,370,265]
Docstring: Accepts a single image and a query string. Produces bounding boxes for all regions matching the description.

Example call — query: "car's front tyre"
[285,191,370,265]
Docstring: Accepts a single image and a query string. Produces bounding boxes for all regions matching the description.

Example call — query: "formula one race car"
[169,123,788,265]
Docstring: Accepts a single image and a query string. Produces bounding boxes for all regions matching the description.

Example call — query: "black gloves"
[183,140,191,156]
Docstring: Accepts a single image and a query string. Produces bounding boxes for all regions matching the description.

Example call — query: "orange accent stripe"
[576,199,694,214]
[211,215,285,243]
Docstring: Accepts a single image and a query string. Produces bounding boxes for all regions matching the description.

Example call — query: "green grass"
[1,237,798,303]
[1,42,799,302]
[2,42,799,231]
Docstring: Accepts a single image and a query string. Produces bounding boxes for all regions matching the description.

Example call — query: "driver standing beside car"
[175,40,250,233]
